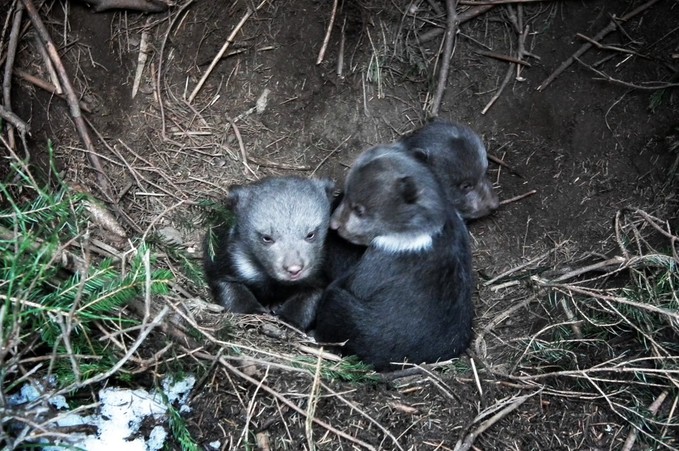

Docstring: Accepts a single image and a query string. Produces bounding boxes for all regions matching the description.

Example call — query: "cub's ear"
[330,199,348,228]
[409,147,431,164]
[226,184,248,211]
[396,176,420,204]
[314,178,336,202]
[330,190,345,211]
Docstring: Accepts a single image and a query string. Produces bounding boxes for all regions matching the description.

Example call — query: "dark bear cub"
[203,176,334,329]
[400,120,499,220]
[314,143,474,371]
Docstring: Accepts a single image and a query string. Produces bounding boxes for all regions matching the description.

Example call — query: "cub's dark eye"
[351,203,366,218]
[459,182,474,193]
[305,231,316,242]
[261,234,274,244]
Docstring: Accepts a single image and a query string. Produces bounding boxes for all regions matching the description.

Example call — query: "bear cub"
[400,120,499,220]
[203,176,334,329]
[314,143,474,370]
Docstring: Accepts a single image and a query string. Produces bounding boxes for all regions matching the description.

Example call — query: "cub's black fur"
[203,176,334,329]
[314,144,474,370]
[400,120,499,219]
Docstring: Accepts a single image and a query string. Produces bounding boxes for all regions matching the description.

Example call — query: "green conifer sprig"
[1,157,174,388]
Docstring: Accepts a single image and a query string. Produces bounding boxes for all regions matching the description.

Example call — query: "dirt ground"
[5,0,679,449]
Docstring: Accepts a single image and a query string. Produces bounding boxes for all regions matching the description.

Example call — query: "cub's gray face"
[231,177,333,283]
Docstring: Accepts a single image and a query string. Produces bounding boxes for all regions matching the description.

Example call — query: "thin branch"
[3,1,24,150]
[316,0,338,65]
[575,56,679,90]
[455,392,534,451]
[575,32,649,58]
[188,1,267,103]
[228,118,258,178]
[21,0,111,194]
[429,0,459,117]
[475,50,531,66]
[459,0,558,4]
[498,189,537,207]
[156,0,194,145]
[55,306,170,395]
[0,104,30,136]
[483,247,559,286]
[219,358,378,451]
[537,0,663,91]
[482,8,527,114]
[14,69,89,112]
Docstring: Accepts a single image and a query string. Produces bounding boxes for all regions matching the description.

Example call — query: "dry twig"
[574,56,679,90]
[14,69,90,112]
[31,27,61,94]
[21,0,111,194]
[3,1,23,150]
[56,305,170,395]
[498,189,537,207]
[0,104,30,137]
[228,118,258,178]
[84,0,169,13]
[455,392,536,451]
[310,134,353,177]
[621,390,669,451]
[417,4,495,44]
[188,1,267,103]
[459,0,556,3]
[537,0,662,91]
[475,50,531,66]
[219,358,378,451]
[316,0,338,65]
[483,246,559,286]
[131,19,151,99]
[156,0,194,146]
[429,0,459,117]
[481,7,527,114]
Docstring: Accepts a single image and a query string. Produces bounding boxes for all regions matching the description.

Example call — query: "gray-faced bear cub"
[314,143,474,370]
[203,176,334,329]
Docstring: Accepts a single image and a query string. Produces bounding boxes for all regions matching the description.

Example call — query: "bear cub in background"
[314,143,474,371]
[203,176,334,329]
[400,120,499,220]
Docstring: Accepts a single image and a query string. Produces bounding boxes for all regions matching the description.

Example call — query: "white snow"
[8,375,196,450]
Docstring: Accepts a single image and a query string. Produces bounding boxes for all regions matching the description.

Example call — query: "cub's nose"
[486,189,500,211]
[284,264,303,277]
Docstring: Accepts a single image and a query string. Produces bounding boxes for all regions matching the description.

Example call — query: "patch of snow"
[147,426,168,451]
[8,376,196,450]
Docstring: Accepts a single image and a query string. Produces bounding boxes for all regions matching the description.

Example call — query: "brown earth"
[4,0,679,449]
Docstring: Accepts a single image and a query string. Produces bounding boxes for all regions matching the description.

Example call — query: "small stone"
[158,226,183,245]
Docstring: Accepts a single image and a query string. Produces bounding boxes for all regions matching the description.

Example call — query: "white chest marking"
[232,249,262,281]
[372,233,433,253]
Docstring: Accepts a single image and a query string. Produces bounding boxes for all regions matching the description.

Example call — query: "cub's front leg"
[211,279,268,314]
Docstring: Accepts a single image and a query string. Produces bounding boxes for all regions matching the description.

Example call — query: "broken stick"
[499,189,537,206]
[21,0,111,194]
[3,2,23,150]
[188,1,268,103]
[0,104,30,136]
[537,0,662,91]
[429,0,459,117]
[316,0,338,65]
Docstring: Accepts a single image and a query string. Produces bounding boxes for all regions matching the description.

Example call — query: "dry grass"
[476,207,679,449]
